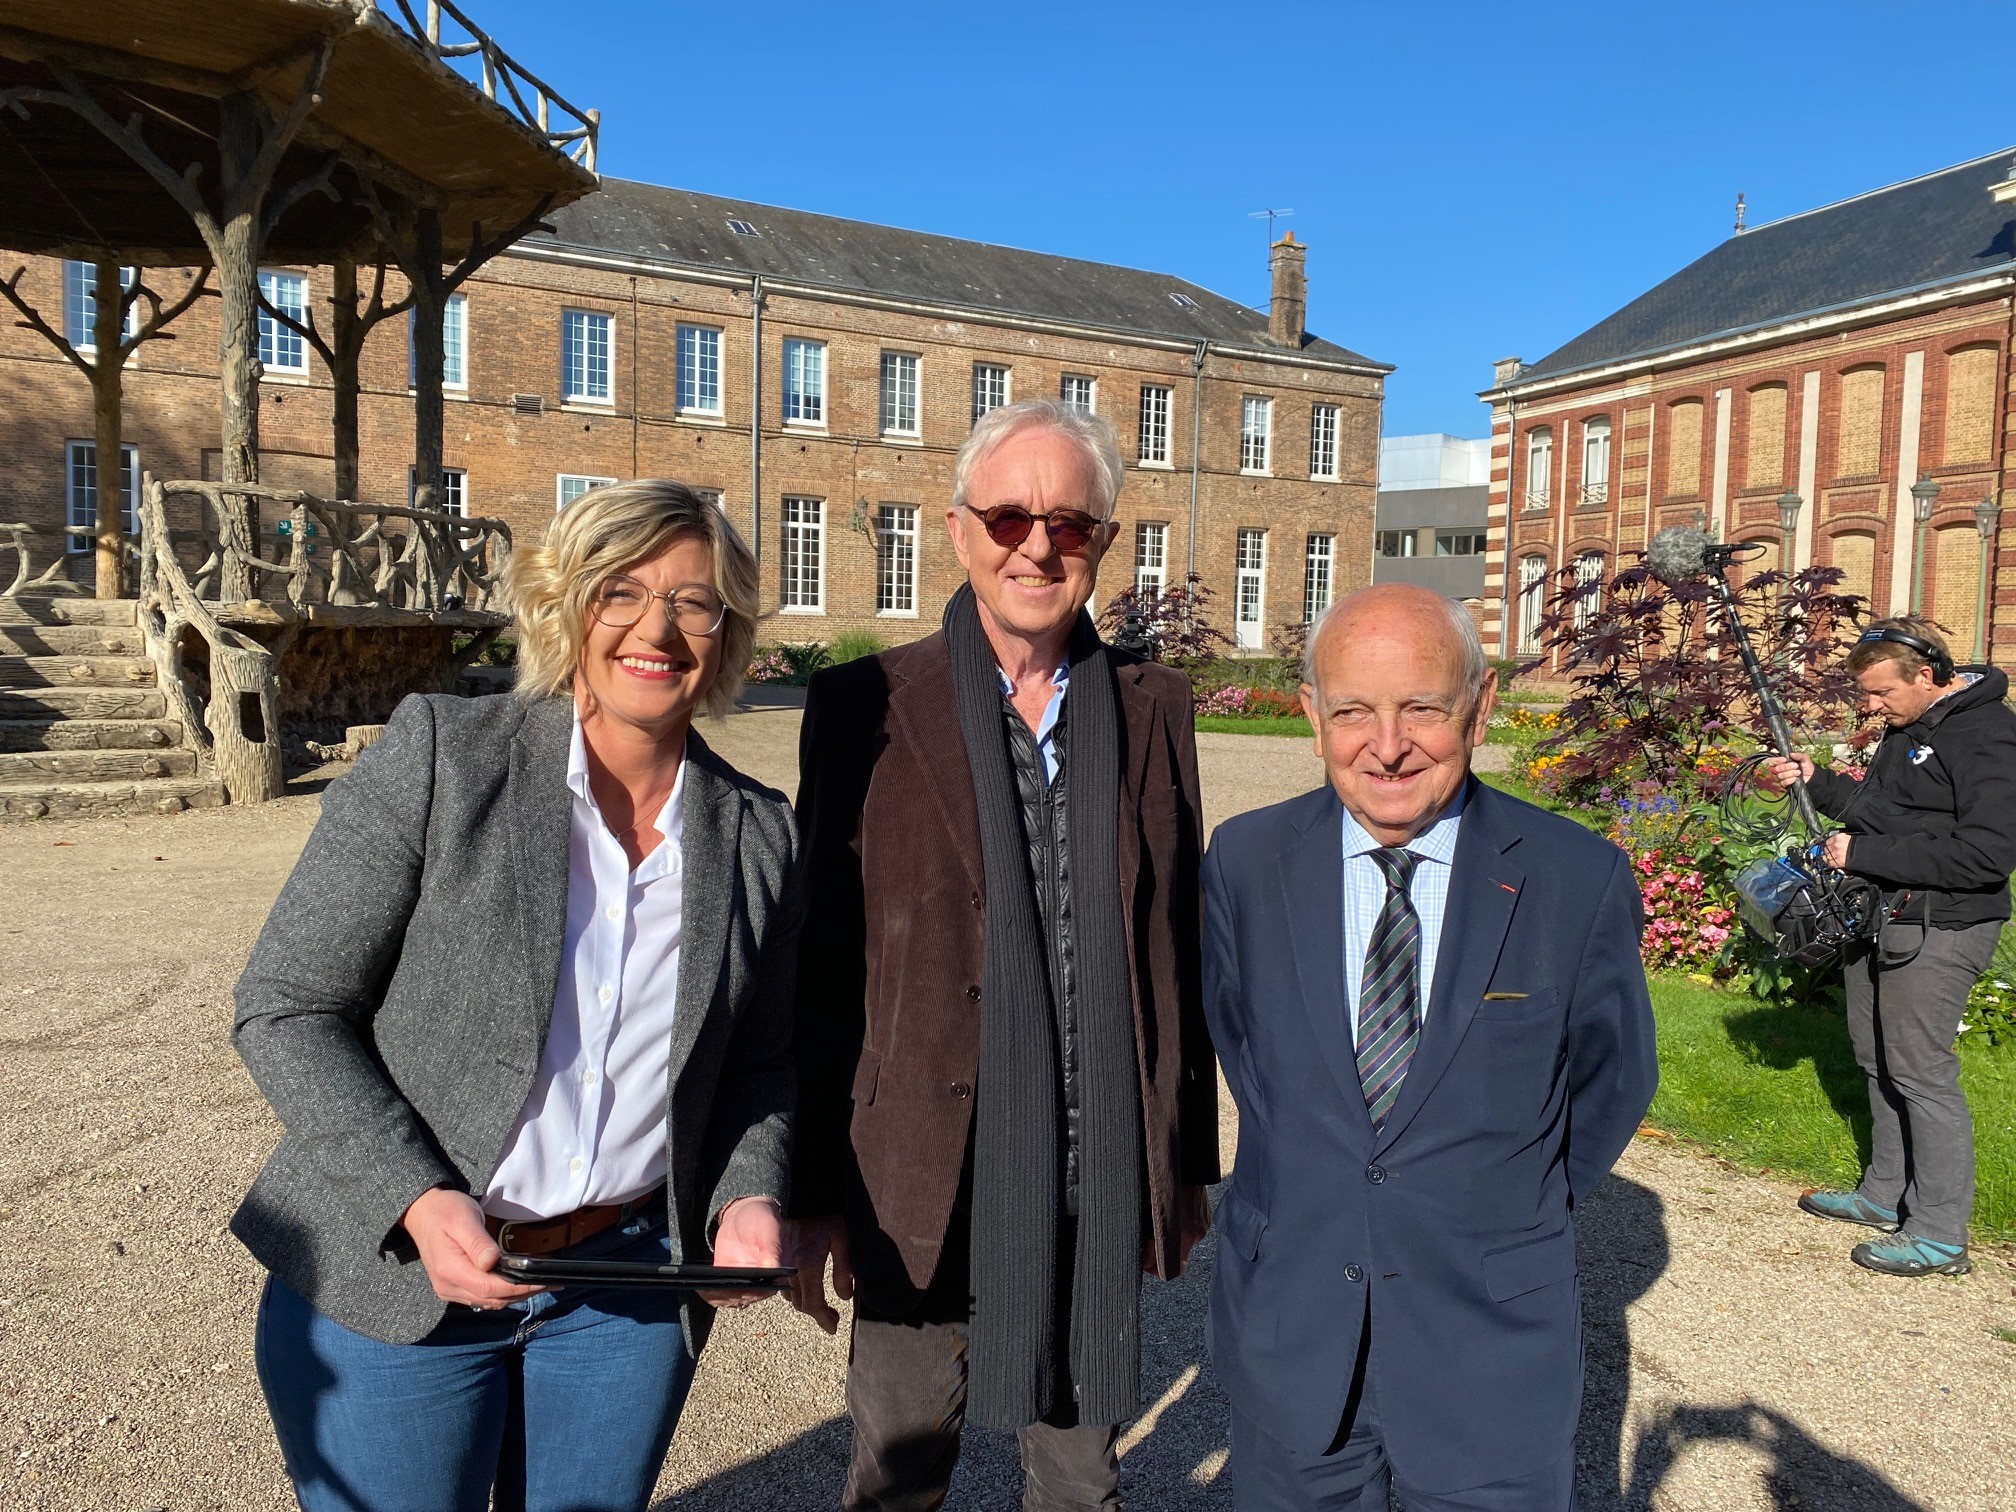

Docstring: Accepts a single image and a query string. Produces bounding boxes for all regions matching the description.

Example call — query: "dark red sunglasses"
[965,503,1104,552]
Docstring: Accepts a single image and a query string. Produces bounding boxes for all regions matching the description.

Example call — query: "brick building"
[0,180,1387,647]
[1480,149,2016,666]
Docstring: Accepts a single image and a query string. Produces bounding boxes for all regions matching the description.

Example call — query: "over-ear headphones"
[1858,628,1955,684]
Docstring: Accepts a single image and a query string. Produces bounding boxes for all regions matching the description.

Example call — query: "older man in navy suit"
[1203,583,1657,1510]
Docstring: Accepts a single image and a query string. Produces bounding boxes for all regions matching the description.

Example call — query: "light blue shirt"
[1341,788,1465,1040]
[998,664,1071,784]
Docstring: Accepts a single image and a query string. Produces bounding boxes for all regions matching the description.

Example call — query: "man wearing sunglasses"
[789,398,1219,1510]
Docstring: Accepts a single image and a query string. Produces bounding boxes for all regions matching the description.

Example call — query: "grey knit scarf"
[944,585,1143,1430]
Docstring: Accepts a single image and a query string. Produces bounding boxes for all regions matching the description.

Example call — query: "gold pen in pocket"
[1482,992,1529,1001]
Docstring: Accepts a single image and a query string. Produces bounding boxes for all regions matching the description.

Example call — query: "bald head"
[1303,584,1489,704]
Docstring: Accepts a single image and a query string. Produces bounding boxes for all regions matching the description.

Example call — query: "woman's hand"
[784,1215,854,1334]
[701,1196,786,1310]
[401,1187,547,1309]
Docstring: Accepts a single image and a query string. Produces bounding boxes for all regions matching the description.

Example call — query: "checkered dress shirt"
[1340,789,1466,1040]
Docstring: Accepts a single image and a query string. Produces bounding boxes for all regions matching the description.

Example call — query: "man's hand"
[1820,832,1852,870]
[785,1215,854,1334]
[702,1197,787,1310]
[1757,753,1815,794]
[402,1186,547,1310]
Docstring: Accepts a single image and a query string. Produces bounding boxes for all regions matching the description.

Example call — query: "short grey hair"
[1303,586,1491,701]
[951,398,1125,519]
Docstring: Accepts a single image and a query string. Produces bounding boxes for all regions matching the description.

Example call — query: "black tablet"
[496,1255,795,1290]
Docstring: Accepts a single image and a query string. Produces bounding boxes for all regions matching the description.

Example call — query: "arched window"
[1944,345,1998,465]
[1581,416,1611,505]
[1835,366,1885,478]
[1745,384,1788,489]
[1573,550,1605,631]
[1517,554,1548,655]
[1665,399,1703,496]
[1525,428,1553,510]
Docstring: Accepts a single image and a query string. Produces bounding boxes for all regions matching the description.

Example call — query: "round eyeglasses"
[964,503,1104,553]
[589,575,728,636]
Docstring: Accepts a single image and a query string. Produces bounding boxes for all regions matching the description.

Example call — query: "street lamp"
[1909,474,1940,616]
[1975,494,2002,663]
[1776,491,1803,607]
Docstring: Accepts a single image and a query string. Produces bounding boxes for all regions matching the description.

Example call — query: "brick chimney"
[1267,231,1306,347]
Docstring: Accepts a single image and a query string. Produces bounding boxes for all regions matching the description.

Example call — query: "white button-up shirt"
[1340,788,1465,1040]
[484,714,686,1221]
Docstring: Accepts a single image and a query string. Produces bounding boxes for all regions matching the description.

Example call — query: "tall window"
[1134,521,1168,598]
[676,325,721,415]
[1240,396,1273,473]
[972,363,1010,425]
[556,474,617,510]
[1525,427,1553,508]
[409,294,469,389]
[1580,416,1610,505]
[1573,550,1605,630]
[1060,374,1096,415]
[65,441,138,552]
[1138,385,1172,464]
[63,261,137,350]
[880,352,919,435]
[258,270,309,374]
[781,496,824,611]
[1517,555,1547,655]
[1303,533,1334,622]
[876,504,918,615]
[562,309,613,403]
[1234,528,1267,648]
[782,338,826,424]
[1309,404,1339,481]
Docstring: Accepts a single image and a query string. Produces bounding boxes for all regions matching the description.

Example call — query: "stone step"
[0,623,147,656]
[0,746,198,783]
[0,654,157,689]
[0,717,181,752]
[0,774,225,822]
[0,595,138,627]
[0,686,168,720]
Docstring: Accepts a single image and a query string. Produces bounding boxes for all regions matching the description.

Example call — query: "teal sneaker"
[1797,1189,1900,1232]
[1851,1232,1972,1277]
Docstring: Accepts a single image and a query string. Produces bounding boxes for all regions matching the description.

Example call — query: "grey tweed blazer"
[230,693,799,1345]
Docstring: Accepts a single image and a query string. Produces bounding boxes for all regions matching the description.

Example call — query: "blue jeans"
[255,1208,698,1512]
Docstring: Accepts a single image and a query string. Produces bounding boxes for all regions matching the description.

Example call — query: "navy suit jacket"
[1202,777,1657,1491]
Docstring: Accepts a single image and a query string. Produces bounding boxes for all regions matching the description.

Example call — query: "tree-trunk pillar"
[216,93,263,604]
[205,640,284,803]
[410,211,447,519]
[89,257,125,599]
[329,256,361,502]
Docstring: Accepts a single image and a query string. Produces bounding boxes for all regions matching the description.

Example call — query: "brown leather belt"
[485,1185,665,1257]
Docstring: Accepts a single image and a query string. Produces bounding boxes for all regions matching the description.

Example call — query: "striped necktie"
[1357,847,1422,1128]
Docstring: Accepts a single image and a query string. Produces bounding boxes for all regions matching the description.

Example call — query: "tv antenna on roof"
[1249,207,1295,242]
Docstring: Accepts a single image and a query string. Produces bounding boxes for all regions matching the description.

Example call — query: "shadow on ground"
[1724,998,1874,1171]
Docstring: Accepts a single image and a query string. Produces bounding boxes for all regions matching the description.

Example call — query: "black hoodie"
[1805,665,2016,927]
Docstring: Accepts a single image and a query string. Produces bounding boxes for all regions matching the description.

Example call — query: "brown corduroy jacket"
[790,631,1221,1312]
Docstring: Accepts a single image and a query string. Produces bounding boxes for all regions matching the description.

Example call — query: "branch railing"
[378,0,601,172]
[0,524,90,598]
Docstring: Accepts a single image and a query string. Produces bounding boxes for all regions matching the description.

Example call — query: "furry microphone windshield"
[1646,526,1714,584]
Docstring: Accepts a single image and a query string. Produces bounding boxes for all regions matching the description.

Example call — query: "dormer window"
[1169,292,1198,310]
[726,218,759,237]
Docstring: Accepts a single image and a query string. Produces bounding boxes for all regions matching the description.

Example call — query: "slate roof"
[525,178,1388,372]
[1512,149,2016,386]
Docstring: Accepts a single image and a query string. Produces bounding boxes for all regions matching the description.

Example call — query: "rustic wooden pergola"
[0,0,599,801]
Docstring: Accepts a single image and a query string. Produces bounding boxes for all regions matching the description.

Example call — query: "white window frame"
[1303,533,1334,622]
[1138,385,1172,466]
[63,261,138,351]
[408,294,470,391]
[782,338,827,427]
[880,351,920,437]
[65,440,138,552]
[1580,416,1611,506]
[556,473,618,511]
[780,495,825,613]
[258,270,310,376]
[1234,527,1267,648]
[972,363,1010,426]
[1134,521,1168,599]
[561,308,614,405]
[875,503,919,617]
[1060,374,1097,416]
[675,325,722,417]
[1517,555,1548,655]
[1240,396,1273,475]
[1573,550,1605,631]
[1309,404,1339,481]
[1525,428,1553,509]
[408,466,467,516]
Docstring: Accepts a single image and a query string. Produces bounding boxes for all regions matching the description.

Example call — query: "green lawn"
[1194,714,1312,738]
[1646,974,2016,1240]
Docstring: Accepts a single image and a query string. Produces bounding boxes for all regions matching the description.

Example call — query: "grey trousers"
[1846,919,2001,1246]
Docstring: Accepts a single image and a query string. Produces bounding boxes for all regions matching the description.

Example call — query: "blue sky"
[475,0,2013,438]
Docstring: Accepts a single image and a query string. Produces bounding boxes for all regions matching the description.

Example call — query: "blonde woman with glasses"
[230,481,799,1512]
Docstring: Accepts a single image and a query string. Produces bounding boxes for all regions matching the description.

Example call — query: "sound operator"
[1758,617,2016,1278]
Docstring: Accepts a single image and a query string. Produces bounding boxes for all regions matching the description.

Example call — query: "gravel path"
[1,711,2011,1510]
